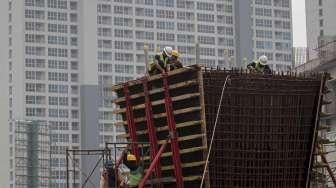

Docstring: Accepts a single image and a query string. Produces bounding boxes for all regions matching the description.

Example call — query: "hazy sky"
[292,0,307,47]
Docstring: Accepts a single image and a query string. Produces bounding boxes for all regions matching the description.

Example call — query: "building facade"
[293,47,307,67]
[1,0,292,187]
[306,0,336,60]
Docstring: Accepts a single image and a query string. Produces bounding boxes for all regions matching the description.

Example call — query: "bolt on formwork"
[14,120,50,188]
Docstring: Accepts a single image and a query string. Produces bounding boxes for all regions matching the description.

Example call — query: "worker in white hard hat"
[148,46,173,75]
[247,55,272,74]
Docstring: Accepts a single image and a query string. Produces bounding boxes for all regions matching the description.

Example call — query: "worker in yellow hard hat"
[121,152,144,188]
[168,50,183,71]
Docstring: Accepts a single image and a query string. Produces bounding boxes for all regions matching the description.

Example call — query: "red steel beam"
[162,73,184,188]
[123,83,140,160]
[138,141,168,188]
[142,78,162,187]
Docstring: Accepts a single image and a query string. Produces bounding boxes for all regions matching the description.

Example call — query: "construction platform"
[112,65,326,188]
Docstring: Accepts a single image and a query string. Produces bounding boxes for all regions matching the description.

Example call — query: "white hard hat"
[258,55,268,65]
[163,46,173,57]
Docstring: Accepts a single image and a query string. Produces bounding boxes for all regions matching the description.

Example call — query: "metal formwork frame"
[142,78,162,187]
[123,83,140,160]
[162,73,184,188]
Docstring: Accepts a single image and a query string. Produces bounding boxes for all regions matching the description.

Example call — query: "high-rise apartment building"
[306,0,336,60]
[0,0,292,187]
[293,47,307,67]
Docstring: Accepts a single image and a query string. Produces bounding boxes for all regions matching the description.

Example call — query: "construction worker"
[148,46,173,75]
[121,153,144,188]
[247,55,272,74]
[100,160,117,188]
[167,50,183,71]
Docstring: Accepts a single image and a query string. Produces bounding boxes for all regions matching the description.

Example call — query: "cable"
[200,75,230,188]
[67,154,97,187]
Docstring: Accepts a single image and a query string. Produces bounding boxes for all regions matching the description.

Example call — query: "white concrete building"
[294,47,307,67]
[252,0,293,71]
[306,0,336,60]
[0,0,293,187]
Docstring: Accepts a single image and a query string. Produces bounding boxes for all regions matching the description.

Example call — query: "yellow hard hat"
[127,154,136,161]
[172,50,180,57]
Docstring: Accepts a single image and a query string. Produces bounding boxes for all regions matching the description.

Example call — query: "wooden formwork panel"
[112,65,208,187]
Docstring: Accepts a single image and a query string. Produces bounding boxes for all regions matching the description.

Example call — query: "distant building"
[306,0,336,60]
[293,47,307,67]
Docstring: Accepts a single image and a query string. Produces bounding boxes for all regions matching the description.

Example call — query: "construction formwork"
[112,65,326,187]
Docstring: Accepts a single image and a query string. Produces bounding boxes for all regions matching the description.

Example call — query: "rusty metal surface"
[203,69,324,188]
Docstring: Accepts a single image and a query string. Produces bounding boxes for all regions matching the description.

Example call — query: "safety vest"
[148,53,168,71]
[254,61,265,73]
[128,166,143,187]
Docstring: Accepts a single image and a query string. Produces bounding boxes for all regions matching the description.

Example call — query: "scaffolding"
[14,120,50,188]
[296,40,336,73]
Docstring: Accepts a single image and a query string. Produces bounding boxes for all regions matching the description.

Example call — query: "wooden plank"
[148,175,202,184]
[112,65,201,91]
[117,120,202,138]
[114,79,199,104]
[113,92,200,114]
[143,146,207,160]
[114,107,202,126]
[144,161,206,172]
[197,67,210,187]
[137,134,205,147]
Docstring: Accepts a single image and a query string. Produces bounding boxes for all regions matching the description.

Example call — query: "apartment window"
[98,51,112,61]
[319,0,322,6]
[197,13,214,22]
[177,23,194,32]
[319,9,323,16]
[198,36,215,45]
[71,61,78,70]
[135,0,153,5]
[320,19,323,27]
[98,4,111,13]
[71,38,78,46]
[177,0,194,8]
[70,1,78,10]
[320,29,324,36]
[72,134,79,143]
[59,109,68,118]
[49,97,58,105]
[71,86,78,94]
[72,122,79,130]
[71,98,79,107]
[115,64,134,74]
[198,25,215,33]
[197,2,214,11]
[156,0,174,7]
[71,74,78,82]
[157,33,175,41]
[70,13,77,22]
[177,34,195,43]
[136,66,145,74]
